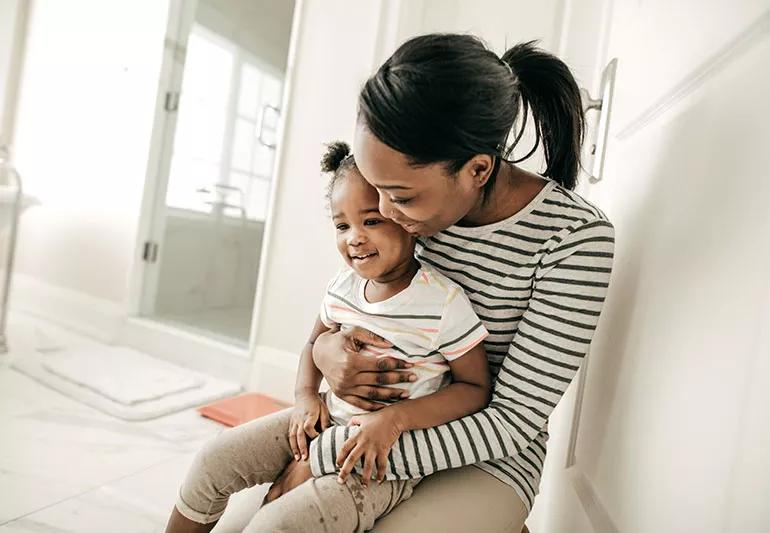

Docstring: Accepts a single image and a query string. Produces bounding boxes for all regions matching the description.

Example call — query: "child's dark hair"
[358,34,585,192]
[320,141,358,199]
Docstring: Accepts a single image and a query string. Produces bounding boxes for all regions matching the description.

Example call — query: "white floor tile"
[0,312,258,529]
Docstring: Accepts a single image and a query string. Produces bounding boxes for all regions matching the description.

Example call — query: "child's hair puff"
[321,141,358,200]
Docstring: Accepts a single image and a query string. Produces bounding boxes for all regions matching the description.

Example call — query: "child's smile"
[331,170,416,283]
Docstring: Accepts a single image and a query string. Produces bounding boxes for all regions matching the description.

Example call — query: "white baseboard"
[568,466,619,533]
[9,274,252,386]
[248,345,300,404]
[116,317,252,386]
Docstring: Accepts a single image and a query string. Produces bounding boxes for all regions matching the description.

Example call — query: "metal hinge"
[142,241,159,263]
[164,91,180,112]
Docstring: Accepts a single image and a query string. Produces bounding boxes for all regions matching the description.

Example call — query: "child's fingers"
[361,451,376,487]
[337,443,364,484]
[296,424,309,460]
[336,434,358,467]
[376,451,388,482]
[288,423,300,461]
[303,417,319,438]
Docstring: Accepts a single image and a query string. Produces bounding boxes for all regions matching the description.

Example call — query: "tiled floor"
[0,314,268,532]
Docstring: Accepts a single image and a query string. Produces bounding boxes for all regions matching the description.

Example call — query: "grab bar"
[0,146,22,354]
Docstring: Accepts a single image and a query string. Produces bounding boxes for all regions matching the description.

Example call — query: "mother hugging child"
[166,33,615,533]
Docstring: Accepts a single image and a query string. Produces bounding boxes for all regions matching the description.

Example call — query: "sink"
[0,157,37,353]
[0,189,38,226]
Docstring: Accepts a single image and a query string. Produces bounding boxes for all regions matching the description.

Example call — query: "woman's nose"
[378,194,398,220]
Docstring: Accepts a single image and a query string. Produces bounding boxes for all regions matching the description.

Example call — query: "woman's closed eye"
[391,197,413,205]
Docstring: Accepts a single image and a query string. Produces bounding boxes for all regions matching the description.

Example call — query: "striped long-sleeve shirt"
[308,179,615,511]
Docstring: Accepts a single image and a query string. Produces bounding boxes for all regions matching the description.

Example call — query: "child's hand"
[289,392,330,461]
[336,408,405,486]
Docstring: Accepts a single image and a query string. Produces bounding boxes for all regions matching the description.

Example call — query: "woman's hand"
[288,392,330,461]
[335,408,406,486]
[312,327,417,411]
[264,458,313,504]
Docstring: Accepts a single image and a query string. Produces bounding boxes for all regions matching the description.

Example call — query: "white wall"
[535,1,770,532]
[11,0,169,308]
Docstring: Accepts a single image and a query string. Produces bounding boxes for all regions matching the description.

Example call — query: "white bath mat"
[41,346,203,405]
[12,345,241,421]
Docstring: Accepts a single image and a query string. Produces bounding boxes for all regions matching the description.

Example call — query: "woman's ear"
[460,154,495,189]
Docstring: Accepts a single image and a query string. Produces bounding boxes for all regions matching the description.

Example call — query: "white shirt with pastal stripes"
[319,265,489,425]
[309,179,615,511]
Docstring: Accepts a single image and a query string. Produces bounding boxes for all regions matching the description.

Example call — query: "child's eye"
[392,197,412,205]
[364,218,382,226]
[335,223,349,231]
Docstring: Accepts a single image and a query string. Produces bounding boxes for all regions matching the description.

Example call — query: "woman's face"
[353,124,488,237]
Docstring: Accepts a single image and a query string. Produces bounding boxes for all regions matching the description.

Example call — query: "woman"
[166,34,614,532]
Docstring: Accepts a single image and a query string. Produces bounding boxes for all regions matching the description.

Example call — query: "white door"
[536,2,770,532]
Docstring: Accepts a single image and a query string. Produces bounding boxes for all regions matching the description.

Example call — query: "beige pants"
[176,408,527,532]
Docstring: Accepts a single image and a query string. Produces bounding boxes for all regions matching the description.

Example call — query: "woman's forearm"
[388,382,491,431]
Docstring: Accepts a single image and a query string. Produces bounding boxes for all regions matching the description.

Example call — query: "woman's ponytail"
[359,34,585,191]
[502,41,584,190]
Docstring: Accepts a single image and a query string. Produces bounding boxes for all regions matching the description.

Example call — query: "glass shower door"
[143,0,295,346]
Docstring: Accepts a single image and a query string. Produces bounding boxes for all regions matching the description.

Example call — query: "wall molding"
[248,345,300,403]
[568,466,620,533]
[617,9,770,140]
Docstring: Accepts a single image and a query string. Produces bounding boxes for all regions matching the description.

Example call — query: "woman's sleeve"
[309,219,616,479]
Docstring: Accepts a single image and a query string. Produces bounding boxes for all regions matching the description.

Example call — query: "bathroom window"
[166,24,282,221]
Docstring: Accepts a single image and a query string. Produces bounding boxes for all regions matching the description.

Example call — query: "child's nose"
[347,227,367,245]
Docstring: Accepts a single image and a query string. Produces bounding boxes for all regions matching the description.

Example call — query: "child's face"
[331,170,416,280]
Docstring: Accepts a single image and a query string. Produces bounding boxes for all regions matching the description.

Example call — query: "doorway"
[137,0,296,347]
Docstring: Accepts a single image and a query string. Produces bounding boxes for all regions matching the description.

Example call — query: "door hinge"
[142,241,159,263]
[164,91,179,112]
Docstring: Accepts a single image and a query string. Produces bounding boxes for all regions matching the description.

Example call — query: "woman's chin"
[402,223,427,236]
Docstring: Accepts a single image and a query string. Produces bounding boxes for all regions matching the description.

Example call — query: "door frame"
[127,0,305,355]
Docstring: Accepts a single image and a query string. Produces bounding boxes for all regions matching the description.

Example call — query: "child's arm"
[294,316,331,398]
[289,316,332,461]
[339,344,491,485]
[381,343,490,431]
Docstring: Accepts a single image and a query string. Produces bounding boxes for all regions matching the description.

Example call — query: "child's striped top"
[320,265,489,424]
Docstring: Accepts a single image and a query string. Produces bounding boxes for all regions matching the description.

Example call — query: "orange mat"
[198,392,291,427]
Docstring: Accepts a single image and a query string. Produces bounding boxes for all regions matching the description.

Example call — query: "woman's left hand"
[336,408,405,486]
[264,458,313,504]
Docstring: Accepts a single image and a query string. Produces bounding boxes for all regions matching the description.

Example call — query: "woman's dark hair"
[320,140,358,199]
[358,34,585,191]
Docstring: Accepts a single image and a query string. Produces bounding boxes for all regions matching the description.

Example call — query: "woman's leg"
[243,473,419,533]
[165,408,294,533]
[372,465,528,532]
